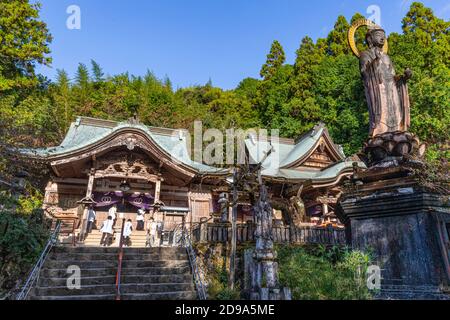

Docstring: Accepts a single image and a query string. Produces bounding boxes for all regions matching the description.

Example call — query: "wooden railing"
[192,223,347,246]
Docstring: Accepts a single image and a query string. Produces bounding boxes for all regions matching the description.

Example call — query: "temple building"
[22,116,364,246]
[245,123,364,227]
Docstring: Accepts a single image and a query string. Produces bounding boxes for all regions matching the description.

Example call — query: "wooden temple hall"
[23,116,364,247]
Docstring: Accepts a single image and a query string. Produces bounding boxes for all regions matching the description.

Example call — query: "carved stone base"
[337,172,450,299]
[360,131,426,167]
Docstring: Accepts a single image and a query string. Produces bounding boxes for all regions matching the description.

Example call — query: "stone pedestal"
[337,168,450,299]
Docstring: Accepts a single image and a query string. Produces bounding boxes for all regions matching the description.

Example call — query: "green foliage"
[17,184,43,215]
[207,267,241,300]
[277,245,373,300]
[252,3,448,161]
[0,0,52,91]
[1,2,446,162]
[260,40,286,80]
[0,205,51,296]
[388,2,449,161]
[193,243,241,300]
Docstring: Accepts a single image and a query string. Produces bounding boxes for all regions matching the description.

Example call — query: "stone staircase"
[28,246,197,300]
[375,285,450,300]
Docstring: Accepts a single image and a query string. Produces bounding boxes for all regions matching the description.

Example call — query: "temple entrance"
[83,177,190,248]
[62,145,190,248]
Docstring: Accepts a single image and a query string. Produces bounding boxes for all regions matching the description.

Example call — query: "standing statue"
[350,21,411,136]
[349,20,424,165]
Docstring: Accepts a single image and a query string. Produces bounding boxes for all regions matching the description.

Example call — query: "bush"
[206,265,241,300]
[0,204,51,298]
[277,245,373,300]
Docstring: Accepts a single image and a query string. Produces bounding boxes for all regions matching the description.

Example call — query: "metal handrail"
[16,220,62,300]
[181,226,207,300]
[115,219,126,300]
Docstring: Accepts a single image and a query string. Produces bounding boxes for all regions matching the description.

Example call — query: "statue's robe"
[360,49,410,136]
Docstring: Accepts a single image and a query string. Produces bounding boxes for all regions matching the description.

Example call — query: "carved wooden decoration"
[50,130,197,180]
[94,151,160,182]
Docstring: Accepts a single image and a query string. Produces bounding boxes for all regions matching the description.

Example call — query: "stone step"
[38,274,193,287]
[31,244,196,300]
[30,291,197,300]
[80,243,151,248]
[120,283,195,294]
[45,259,190,269]
[48,252,188,261]
[84,232,148,237]
[53,246,185,254]
[32,283,194,296]
[41,266,191,278]
[29,294,116,300]
[82,238,150,243]
[121,291,197,300]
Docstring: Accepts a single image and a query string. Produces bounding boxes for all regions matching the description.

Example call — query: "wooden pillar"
[229,168,238,290]
[322,203,329,215]
[155,177,162,204]
[80,168,95,240]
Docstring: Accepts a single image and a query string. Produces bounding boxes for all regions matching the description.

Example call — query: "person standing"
[100,216,114,246]
[136,208,145,231]
[85,205,96,238]
[146,217,158,247]
[108,204,117,227]
[122,219,133,247]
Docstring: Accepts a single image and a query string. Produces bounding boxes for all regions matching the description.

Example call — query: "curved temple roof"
[245,123,366,185]
[22,117,365,185]
[21,117,228,176]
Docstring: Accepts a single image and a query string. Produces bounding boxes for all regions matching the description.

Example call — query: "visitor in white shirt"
[122,219,133,247]
[108,204,117,227]
[146,217,158,247]
[100,216,114,246]
[136,208,145,230]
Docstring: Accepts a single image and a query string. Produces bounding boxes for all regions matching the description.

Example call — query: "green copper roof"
[263,161,365,181]
[22,117,227,175]
[245,123,364,182]
[23,117,364,182]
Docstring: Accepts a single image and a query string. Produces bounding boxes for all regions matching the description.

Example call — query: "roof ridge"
[76,116,188,137]
[294,122,325,144]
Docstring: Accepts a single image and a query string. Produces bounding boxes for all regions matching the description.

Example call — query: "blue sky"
[36,0,450,89]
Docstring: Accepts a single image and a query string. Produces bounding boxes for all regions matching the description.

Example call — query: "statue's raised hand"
[404,68,412,80]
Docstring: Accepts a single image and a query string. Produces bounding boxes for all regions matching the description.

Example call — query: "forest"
[0,1,448,296]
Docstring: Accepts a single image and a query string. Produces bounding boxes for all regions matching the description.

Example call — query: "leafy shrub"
[277,245,373,300]
[206,265,241,300]
[0,205,51,298]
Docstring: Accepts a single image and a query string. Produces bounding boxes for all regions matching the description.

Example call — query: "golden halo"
[348,19,388,57]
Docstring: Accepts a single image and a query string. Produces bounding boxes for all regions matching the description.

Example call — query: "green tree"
[50,69,73,137]
[91,60,105,83]
[260,40,286,80]
[326,15,351,56]
[389,2,450,161]
[0,0,52,91]
[292,36,325,98]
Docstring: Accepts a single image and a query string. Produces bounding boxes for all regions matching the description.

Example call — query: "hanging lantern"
[119,180,131,192]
